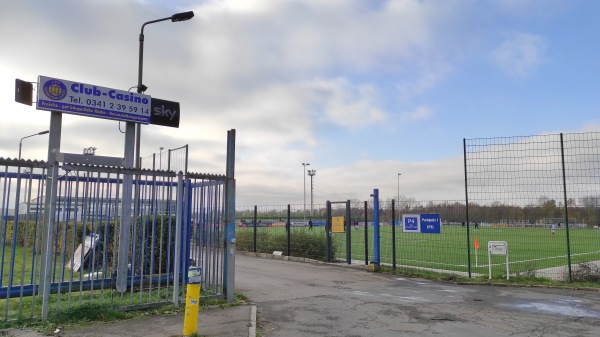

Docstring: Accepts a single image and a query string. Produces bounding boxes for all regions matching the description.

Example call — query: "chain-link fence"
[139,145,188,173]
[465,133,600,282]
[236,132,600,283]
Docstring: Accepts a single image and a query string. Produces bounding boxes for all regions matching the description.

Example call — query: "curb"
[249,305,257,337]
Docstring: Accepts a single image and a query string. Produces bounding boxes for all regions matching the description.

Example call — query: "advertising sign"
[151,97,180,128]
[402,214,441,234]
[36,75,151,124]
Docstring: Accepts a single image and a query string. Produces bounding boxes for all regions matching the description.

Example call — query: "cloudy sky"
[1,0,599,206]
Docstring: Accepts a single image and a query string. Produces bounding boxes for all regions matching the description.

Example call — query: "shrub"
[236,229,333,261]
[570,262,600,283]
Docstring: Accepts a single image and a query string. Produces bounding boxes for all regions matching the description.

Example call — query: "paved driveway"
[236,254,600,337]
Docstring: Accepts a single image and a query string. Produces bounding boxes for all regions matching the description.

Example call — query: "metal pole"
[302,163,309,222]
[116,122,136,293]
[310,174,313,216]
[326,201,331,262]
[392,199,396,269]
[253,205,257,253]
[287,204,291,257]
[464,138,472,278]
[40,113,60,320]
[364,201,368,265]
[224,129,236,301]
[560,133,573,282]
[308,170,316,216]
[397,173,401,220]
[159,147,163,170]
[135,12,194,168]
[345,200,351,264]
[18,130,49,160]
[372,189,380,266]
[173,172,184,305]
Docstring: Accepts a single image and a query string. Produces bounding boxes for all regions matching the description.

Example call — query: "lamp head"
[171,11,194,22]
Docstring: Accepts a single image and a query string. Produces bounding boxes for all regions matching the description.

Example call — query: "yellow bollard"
[182,283,201,336]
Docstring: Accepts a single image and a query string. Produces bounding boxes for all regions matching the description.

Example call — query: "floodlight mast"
[302,162,310,221]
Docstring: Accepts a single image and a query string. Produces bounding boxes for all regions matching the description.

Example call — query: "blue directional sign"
[420,214,441,234]
[402,214,420,233]
[402,213,441,234]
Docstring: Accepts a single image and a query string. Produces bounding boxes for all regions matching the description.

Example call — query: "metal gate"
[0,154,232,321]
[325,200,351,263]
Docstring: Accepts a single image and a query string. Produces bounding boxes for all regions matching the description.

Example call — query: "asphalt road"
[236,254,600,337]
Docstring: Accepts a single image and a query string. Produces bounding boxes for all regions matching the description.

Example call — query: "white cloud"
[401,106,433,122]
[3,0,592,208]
[491,32,548,77]
[396,61,453,101]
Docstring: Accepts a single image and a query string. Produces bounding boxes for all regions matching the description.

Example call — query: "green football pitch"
[239,225,600,278]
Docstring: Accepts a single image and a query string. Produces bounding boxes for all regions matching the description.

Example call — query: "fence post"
[40,162,59,320]
[287,204,291,257]
[173,172,184,305]
[463,138,472,278]
[560,133,573,282]
[372,189,380,266]
[253,205,257,253]
[223,129,236,301]
[184,144,189,174]
[345,200,351,264]
[392,199,396,269]
[40,112,62,320]
[326,201,332,262]
[364,201,368,265]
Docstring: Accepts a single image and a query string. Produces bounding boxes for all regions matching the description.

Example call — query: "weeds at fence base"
[0,293,249,334]
[568,262,600,283]
[367,263,380,272]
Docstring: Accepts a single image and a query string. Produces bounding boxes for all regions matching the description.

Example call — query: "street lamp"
[159,147,164,170]
[18,130,49,160]
[397,173,401,203]
[308,169,316,216]
[397,173,401,222]
[302,162,310,221]
[135,11,195,168]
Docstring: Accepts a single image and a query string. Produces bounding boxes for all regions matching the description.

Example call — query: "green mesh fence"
[465,133,600,282]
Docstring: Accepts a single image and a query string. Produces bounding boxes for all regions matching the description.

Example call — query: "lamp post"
[308,169,316,216]
[16,130,48,224]
[397,173,401,203]
[135,11,194,168]
[159,147,164,170]
[18,130,49,160]
[302,162,310,221]
[397,173,401,220]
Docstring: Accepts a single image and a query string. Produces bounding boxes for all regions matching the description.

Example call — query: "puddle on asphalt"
[508,300,600,318]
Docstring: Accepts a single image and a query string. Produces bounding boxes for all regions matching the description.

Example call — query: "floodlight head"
[171,11,194,22]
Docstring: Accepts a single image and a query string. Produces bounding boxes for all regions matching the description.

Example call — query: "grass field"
[238,225,600,279]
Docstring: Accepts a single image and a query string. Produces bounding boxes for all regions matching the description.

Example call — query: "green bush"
[236,229,333,261]
[3,216,176,275]
[2,220,59,252]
